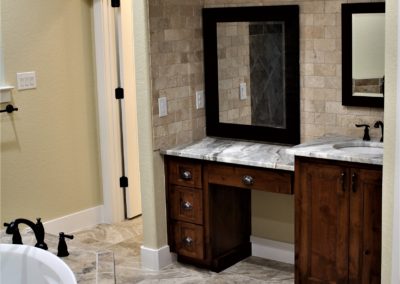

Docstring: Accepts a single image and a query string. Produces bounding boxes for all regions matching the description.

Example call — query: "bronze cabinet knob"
[182,236,193,246]
[242,175,254,186]
[181,201,193,210]
[180,170,192,180]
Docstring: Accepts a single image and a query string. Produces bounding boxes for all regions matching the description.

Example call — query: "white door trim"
[93,0,124,223]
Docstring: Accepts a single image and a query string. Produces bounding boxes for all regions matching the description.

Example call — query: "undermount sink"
[333,141,383,156]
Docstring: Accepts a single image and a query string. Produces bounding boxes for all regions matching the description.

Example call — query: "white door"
[93,0,142,221]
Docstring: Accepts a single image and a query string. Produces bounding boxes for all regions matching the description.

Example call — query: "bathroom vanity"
[162,136,383,280]
[162,137,294,272]
[288,138,383,283]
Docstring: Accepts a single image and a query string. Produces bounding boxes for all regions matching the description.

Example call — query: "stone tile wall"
[149,0,385,150]
[149,0,205,150]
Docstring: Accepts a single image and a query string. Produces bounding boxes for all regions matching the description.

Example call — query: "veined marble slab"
[286,135,383,166]
[162,136,383,172]
[161,137,295,171]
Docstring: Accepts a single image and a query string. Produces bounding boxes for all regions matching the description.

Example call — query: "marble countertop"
[286,135,383,166]
[161,136,384,171]
[161,137,295,171]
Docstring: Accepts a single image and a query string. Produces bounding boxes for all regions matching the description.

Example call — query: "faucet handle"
[34,217,48,250]
[373,121,384,142]
[63,233,74,240]
[57,232,74,257]
[4,221,16,234]
[3,221,22,244]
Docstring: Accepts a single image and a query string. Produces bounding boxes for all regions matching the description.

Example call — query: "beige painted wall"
[1,0,102,222]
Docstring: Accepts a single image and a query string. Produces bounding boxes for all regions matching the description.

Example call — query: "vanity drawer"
[173,222,204,260]
[169,185,203,225]
[168,159,202,188]
[206,163,293,194]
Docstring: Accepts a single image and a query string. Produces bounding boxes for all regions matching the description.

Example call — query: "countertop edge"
[160,136,383,171]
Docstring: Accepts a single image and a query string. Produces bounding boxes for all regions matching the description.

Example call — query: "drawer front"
[173,222,204,260]
[207,163,293,194]
[168,159,202,188]
[170,185,203,224]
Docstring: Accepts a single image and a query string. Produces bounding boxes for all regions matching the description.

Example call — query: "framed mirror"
[342,2,385,108]
[202,5,300,145]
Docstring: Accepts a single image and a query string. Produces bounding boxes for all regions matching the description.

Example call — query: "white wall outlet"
[195,90,205,109]
[17,71,37,90]
[158,97,168,117]
[239,82,247,100]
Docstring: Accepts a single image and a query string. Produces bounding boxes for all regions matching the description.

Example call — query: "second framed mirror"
[342,2,385,108]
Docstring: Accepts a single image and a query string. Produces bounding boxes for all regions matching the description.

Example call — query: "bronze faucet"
[4,218,48,250]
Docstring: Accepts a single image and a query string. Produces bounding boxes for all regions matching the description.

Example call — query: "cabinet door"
[349,168,382,283]
[295,160,349,283]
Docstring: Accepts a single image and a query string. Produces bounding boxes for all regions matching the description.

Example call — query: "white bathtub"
[0,244,77,284]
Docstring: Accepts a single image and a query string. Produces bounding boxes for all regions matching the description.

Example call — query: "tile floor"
[2,217,295,283]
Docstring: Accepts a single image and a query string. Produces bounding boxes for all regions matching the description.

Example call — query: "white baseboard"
[250,235,294,264]
[141,245,175,270]
[43,205,104,235]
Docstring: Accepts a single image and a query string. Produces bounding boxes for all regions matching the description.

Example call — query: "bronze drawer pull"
[180,170,192,181]
[182,236,193,247]
[181,201,193,210]
[242,175,254,186]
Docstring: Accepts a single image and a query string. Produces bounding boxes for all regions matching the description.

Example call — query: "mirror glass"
[342,2,385,107]
[352,13,385,98]
[217,21,286,128]
[203,5,300,144]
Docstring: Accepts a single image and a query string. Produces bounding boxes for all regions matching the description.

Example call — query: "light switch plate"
[195,90,205,109]
[17,71,37,90]
[158,97,168,117]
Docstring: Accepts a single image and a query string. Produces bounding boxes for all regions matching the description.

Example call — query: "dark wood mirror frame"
[342,2,385,108]
[202,5,300,145]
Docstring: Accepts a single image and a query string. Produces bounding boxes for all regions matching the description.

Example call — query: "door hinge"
[111,0,120,8]
[120,176,128,188]
[115,87,124,99]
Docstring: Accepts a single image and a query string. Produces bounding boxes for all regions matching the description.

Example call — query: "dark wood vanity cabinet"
[295,157,382,283]
[165,156,293,272]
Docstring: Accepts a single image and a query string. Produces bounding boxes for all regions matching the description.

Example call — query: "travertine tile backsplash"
[149,0,384,150]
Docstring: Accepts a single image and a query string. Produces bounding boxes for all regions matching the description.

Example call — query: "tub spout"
[4,218,48,250]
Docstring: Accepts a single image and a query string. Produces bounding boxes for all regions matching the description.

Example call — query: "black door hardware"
[0,104,19,113]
